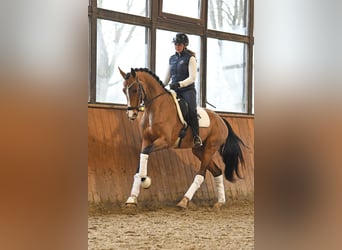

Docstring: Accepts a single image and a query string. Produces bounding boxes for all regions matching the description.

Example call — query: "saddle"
[169,90,210,147]
[169,90,210,128]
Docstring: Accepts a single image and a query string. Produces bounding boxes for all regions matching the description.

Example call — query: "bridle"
[126,79,145,112]
[126,77,167,112]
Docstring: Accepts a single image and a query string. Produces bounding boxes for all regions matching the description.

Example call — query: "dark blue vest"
[169,50,195,91]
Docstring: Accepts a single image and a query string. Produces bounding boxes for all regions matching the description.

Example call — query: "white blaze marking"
[126,85,134,118]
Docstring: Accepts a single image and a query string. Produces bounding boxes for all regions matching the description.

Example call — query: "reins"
[144,92,167,106]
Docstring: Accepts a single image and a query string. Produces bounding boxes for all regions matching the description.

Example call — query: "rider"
[164,33,203,148]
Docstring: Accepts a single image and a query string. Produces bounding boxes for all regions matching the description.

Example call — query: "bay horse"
[119,67,245,209]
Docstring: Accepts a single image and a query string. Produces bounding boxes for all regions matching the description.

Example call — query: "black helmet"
[172,33,189,46]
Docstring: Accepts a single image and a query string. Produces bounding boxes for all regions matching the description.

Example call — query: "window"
[162,0,201,19]
[207,39,247,112]
[97,0,150,17]
[89,0,254,114]
[208,0,248,35]
[96,19,149,104]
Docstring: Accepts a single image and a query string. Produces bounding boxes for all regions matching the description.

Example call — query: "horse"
[119,67,245,209]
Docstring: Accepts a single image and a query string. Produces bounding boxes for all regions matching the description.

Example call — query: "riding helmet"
[172,33,189,46]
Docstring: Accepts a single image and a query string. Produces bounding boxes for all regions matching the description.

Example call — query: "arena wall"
[88,106,254,206]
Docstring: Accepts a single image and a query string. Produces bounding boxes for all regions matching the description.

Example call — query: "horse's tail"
[220,118,246,182]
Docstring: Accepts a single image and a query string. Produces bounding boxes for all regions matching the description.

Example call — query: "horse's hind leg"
[177,174,205,209]
[177,147,215,209]
[178,148,226,209]
[208,160,226,208]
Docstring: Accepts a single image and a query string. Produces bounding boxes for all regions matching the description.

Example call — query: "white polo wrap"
[214,175,226,203]
[184,174,204,200]
[138,153,149,177]
[130,173,142,197]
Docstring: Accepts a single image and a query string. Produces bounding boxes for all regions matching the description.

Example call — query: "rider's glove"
[170,82,180,90]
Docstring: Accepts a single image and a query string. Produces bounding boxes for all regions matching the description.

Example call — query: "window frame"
[88,0,254,115]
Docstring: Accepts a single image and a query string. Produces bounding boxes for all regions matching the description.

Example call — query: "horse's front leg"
[126,136,169,206]
[125,152,149,206]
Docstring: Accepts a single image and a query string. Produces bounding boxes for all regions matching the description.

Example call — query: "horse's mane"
[131,68,167,91]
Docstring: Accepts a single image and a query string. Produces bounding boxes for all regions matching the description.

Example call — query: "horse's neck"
[145,91,179,124]
[143,79,164,100]
[145,88,172,110]
[140,73,180,124]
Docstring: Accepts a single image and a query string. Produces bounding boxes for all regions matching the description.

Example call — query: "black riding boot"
[190,115,202,148]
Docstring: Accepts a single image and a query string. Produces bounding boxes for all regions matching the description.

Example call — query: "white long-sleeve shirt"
[163,56,197,88]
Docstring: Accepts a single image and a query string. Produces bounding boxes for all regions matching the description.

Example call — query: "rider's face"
[174,43,185,53]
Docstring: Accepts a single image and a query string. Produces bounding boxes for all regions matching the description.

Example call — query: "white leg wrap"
[130,173,142,197]
[184,175,204,200]
[214,175,226,203]
[138,153,149,178]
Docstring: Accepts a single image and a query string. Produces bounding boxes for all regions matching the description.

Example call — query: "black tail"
[220,119,246,182]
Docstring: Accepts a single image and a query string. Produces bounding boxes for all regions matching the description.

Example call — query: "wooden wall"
[88,106,254,206]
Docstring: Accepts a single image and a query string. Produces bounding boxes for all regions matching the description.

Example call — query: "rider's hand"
[170,82,180,90]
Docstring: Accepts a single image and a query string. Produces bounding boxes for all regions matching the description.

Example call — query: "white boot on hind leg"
[184,174,204,201]
[177,175,204,209]
[214,175,226,208]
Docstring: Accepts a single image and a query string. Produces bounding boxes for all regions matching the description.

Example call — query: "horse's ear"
[131,68,136,78]
[118,67,126,79]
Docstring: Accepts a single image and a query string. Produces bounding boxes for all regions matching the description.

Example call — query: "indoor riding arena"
[88,1,254,249]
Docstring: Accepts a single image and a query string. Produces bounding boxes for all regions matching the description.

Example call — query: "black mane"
[132,68,166,90]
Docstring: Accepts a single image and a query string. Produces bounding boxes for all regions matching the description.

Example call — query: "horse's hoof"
[125,203,137,208]
[213,202,225,210]
[176,197,189,209]
[124,202,137,215]
[125,196,137,206]
[141,176,151,189]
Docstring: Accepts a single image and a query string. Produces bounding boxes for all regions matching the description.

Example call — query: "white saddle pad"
[197,107,210,128]
[170,90,210,128]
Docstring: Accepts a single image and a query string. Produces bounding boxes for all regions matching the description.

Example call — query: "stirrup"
[193,136,203,148]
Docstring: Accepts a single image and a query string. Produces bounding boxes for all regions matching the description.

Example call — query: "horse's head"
[119,67,144,120]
